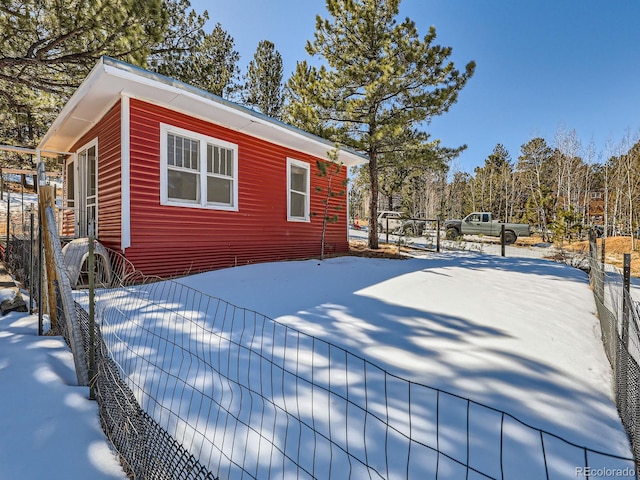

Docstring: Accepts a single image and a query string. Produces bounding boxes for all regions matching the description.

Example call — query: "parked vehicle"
[444,212,531,244]
[377,211,426,236]
[377,211,404,233]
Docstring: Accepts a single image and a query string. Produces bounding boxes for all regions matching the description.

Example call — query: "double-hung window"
[161,124,238,210]
[287,158,310,221]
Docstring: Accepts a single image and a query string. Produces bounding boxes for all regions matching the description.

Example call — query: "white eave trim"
[37,58,108,152]
[38,57,369,168]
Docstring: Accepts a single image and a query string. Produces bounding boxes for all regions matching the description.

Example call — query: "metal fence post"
[622,253,631,348]
[385,216,389,244]
[5,188,9,261]
[29,208,34,314]
[501,224,506,257]
[436,219,441,253]
[588,229,596,291]
[38,207,43,336]
[88,222,96,400]
[600,236,606,299]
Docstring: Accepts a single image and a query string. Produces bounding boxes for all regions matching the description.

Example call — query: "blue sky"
[190,0,640,173]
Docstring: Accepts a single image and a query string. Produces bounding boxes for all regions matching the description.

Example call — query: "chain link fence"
[589,233,640,471]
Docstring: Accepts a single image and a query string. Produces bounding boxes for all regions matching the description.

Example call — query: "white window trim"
[160,123,239,211]
[287,158,310,222]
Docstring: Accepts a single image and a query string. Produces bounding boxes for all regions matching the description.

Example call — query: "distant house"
[587,190,605,224]
[38,57,367,277]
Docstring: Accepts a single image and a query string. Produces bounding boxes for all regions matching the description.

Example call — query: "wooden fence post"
[43,206,89,386]
[38,185,58,330]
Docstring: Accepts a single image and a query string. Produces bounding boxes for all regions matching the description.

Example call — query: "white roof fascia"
[37,58,108,153]
[39,57,369,167]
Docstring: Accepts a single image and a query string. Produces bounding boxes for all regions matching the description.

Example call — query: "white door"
[70,140,98,237]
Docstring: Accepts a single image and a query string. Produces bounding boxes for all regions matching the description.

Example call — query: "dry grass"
[562,236,640,277]
[509,234,640,276]
[513,235,550,246]
[348,239,407,259]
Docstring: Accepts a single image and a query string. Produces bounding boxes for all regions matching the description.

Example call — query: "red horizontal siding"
[63,100,122,247]
[93,102,122,249]
[125,99,348,277]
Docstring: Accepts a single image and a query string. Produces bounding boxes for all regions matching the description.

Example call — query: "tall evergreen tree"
[243,40,284,118]
[517,137,555,236]
[182,23,241,98]
[147,0,209,78]
[287,0,475,248]
[0,0,168,101]
[472,144,514,219]
[0,0,203,150]
[154,20,240,99]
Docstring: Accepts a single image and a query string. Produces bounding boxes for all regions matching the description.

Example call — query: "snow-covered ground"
[0,293,126,480]
[173,253,629,454]
[85,250,633,478]
[1,245,637,478]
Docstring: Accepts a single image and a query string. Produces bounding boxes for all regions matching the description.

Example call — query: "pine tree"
[147,0,209,78]
[158,22,240,99]
[0,0,168,100]
[243,40,284,119]
[0,0,199,149]
[286,0,475,249]
[517,137,555,237]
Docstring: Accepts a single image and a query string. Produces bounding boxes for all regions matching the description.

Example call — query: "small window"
[161,124,238,211]
[287,159,310,221]
[65,160,75,208]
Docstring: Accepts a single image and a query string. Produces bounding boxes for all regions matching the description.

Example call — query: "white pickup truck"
[377,211,426,236]
[377,211,404,232]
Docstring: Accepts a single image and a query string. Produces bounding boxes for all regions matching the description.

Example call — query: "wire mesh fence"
[74,304,218,480]
[1,208,39,300]
[51,235,633,479]
[67,269,636,479]
[589,233,640,470]
[3,192,638,478]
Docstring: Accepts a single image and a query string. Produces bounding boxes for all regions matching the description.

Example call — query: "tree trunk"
[368,153,379,249]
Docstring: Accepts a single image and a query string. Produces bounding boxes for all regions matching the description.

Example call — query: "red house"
[38,57,367,278]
